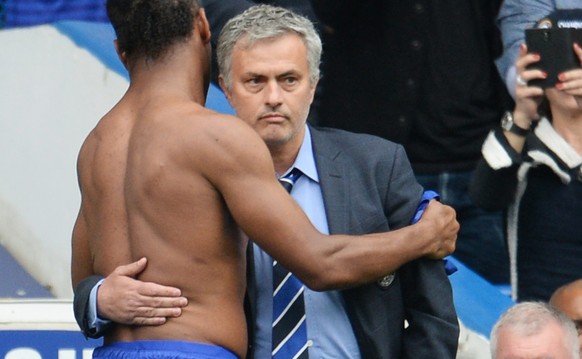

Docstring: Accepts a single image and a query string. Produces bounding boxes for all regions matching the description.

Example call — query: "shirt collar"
[284,125,319,183]
[535,117,582,169]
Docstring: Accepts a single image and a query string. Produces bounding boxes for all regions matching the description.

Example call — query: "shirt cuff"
[88,278,113,332]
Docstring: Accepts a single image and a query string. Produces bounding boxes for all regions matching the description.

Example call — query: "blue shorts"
[92,340,238,359]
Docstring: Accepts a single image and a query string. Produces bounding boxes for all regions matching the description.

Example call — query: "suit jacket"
[73,126,459,358]
[247,126,459,358]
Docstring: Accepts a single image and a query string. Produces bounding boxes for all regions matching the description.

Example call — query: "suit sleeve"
[387,145,460,357]
[399,259,459,358]
[73,274,110,339]
[381,144,424,229]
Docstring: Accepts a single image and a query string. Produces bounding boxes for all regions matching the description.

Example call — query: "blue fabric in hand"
[412,190,457,276]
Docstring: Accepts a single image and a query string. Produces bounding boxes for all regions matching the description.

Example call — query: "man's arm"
[200,114,458,290]
[74,274,110,338]
[71,202,93,289]
[77,201,457,335]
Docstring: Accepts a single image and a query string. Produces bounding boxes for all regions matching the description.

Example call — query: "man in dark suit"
[202,0,513,286]
[74,5,459,358]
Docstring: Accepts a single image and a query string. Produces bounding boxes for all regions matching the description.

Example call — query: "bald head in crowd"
[490,301,579,359]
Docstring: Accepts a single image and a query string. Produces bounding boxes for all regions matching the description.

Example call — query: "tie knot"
[279,168,302,193]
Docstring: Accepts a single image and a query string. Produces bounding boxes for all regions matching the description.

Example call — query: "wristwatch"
[501,111,530,137]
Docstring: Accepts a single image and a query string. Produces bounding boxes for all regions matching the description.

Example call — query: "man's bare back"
[73,89,265,355]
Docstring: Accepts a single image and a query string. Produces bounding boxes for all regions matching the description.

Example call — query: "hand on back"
[97,257,188,326]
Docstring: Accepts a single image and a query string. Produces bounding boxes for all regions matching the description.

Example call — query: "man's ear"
[195,8,211,44]
[218,75,233,105]
[113,39,128,68]
[309,78,319,105]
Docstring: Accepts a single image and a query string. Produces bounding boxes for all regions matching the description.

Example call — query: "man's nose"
[265,81,283,107]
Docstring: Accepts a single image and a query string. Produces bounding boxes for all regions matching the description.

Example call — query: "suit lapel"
[310,126,350,235]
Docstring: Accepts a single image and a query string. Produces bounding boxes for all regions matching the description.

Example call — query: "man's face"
[494,323,574,359]
[221,33,317,149]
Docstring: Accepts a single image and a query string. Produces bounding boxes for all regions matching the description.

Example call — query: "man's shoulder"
[184,109,272,168]
[311,126,401,148]
[310,126,404,158]
[180,108,260,147]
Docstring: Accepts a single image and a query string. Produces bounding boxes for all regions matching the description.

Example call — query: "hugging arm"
[74,275,108,338]
[73,258,187,338]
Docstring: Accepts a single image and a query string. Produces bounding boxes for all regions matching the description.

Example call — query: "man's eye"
[245,78,263,88]
[280,77,299,89]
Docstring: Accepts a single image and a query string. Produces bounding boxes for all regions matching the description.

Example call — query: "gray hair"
[490,302,579,359]
[217,4,322,90]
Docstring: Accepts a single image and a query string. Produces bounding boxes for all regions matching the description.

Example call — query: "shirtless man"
[71,1,458,358]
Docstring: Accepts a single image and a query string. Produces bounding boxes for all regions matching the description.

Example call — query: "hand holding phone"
[525,28,582,88]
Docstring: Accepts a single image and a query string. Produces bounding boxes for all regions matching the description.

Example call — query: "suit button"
[377,273,395,288]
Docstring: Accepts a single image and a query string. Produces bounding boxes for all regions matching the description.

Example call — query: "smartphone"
[525,28,582,88]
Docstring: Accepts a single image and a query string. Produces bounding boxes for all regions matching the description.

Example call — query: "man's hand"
[97,257,188,325]
[419,200,459,260]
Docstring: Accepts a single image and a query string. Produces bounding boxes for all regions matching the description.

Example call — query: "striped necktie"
[272,168,309,359]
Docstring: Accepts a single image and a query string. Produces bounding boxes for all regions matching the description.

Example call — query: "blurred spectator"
[496,0,580,98]
[470,13,582,301]
[309,0,512,285]
[550,279,582,354]
[490,301,579,359]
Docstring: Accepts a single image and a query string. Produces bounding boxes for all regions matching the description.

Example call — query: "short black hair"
[107,0,200,61]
